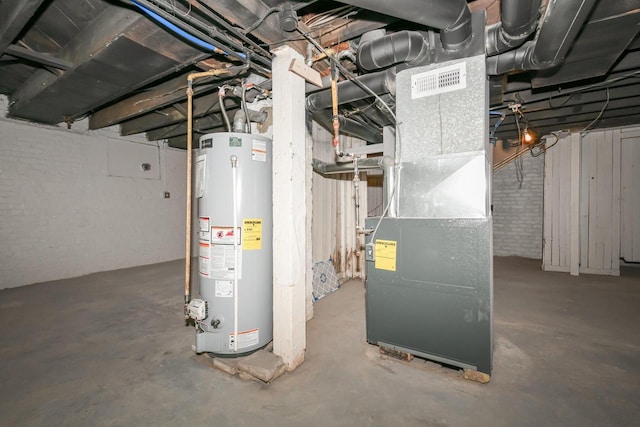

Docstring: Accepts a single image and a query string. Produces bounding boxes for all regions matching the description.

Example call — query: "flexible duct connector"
[339,0,472,52]
[357,30,434,71]
[232,109,268,133]
[487,0,598,74]
[313,111,383,144]
[485,0,541,56]
[306,67,396,113]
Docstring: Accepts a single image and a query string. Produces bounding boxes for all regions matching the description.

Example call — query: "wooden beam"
[166,133,205,149]
[9,6,146,123]
[145,113,234,140]
[119,95,240,135]
[0,0,46,56]
[5,44,73,70]
[89,70,234,129]
[9,4,218,125]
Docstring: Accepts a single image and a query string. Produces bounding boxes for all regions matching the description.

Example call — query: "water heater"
[191,132,273,355]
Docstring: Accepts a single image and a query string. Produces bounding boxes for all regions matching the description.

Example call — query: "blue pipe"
[130,0,247,59]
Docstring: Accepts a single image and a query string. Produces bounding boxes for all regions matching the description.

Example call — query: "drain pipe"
[184,69,227,318]
[485,0,541,56]
[487,0,598,74]
[338,0,472,51]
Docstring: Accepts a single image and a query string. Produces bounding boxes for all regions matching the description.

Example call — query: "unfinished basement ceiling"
[1,0,639,147]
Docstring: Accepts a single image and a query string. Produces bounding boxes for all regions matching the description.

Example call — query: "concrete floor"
[0,257,638,426]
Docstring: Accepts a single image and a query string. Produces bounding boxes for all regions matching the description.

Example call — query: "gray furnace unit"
[365,47,493,375]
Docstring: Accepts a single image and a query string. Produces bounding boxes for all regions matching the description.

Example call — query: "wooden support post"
[271,45,309,370]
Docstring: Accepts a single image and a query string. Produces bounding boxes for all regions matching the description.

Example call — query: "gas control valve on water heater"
[188,132,273,355]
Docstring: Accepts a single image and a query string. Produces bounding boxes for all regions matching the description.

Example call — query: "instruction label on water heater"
[210,226,242,279]
[229,328,259,350]
[374,239,397,272]
[198,217,210,242]
[242,218,262,250]
[198,242,211,277]
[215,280,233,298]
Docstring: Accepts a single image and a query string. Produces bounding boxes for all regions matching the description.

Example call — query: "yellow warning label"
[375,239,397,271]
[242,218,262,250]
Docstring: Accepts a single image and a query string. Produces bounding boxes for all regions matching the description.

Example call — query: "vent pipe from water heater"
[188,132,273,355]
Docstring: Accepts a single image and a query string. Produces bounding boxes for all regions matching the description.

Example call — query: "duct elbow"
[485,0,541,56]
[440,5,473,52]
[357,31,432,71]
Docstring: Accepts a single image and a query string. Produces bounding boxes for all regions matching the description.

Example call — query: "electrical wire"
[581,87,610,134]
[241,79,252,134]
[297,28,397,123]
[507,70,640,111]
[130,0,228,53]
[243,7,282,35]
[127,0,272,75]
[368,167,399,243]
[513,110,525,187]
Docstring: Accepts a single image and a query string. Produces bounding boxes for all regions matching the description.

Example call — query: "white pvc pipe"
[231,155,239,352]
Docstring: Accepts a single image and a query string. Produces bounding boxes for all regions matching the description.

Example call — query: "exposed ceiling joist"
[145,112,233,140]
[119,93,240,135]
[4,44,73,70]
[0,0,47,56]
[89,67,236,129]
[8,6,146,123]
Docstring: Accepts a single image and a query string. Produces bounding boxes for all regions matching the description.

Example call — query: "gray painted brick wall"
[492,153,544,259]
[0,97,187,288]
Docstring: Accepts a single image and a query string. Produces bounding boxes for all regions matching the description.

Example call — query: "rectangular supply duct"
[365,49,493,376]
[396,54,490,218]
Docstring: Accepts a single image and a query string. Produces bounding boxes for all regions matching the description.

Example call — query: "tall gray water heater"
[192,132,273,355]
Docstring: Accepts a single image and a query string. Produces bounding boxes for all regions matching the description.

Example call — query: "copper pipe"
[184,69,227,317]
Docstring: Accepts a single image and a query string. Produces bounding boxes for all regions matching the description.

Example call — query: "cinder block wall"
[0,99,187,288]
[492,153,545,259]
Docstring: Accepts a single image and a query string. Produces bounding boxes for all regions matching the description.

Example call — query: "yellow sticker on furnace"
[374,239,397,271]
[242,218,262,250]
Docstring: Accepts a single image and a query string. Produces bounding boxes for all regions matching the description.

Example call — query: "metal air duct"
[357,30,434,71]
[339,0,472,51]
[313,111,383,143]
[306,67,396,113]
[487,0,598,74]
[485,0,541,56]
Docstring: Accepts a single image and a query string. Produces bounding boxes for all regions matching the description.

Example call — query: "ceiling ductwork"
[487,0,599,74]
[485,0,542,56]
[357,30,434,71]
[338,0,473,52]
[313,111,383,144]
[306,67,396,113]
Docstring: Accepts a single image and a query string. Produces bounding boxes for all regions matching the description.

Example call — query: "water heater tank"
[194,132,272,355]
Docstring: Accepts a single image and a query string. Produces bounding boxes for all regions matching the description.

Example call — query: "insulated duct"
[232,109,268,133]
[487,0,598,74]
[313,111,383,143]
[339,0,472,51]
[306,67,396,113]
[485,0,541,56]
[357,30,434,71]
